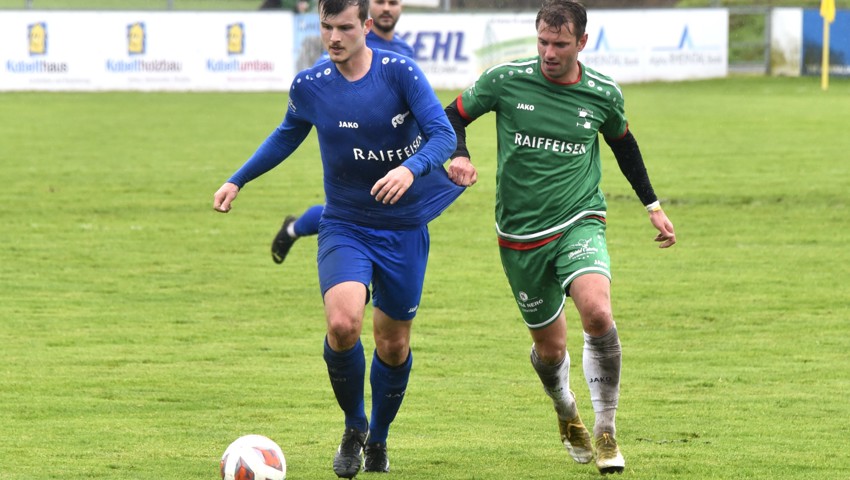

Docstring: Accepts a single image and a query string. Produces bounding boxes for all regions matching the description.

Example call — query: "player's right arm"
[213,182,239,213]
[226,116,313,189]
[212,85,313,213]
[212,117,311,213]
[444,63,504,185]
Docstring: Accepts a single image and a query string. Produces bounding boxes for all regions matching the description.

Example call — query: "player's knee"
[581,305,614,336]
[533,340,566,365]
[326,316,361,349]
[374,337,410,366]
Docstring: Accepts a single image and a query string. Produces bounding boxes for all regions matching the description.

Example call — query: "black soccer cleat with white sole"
[271,215,298,265]
[333,427,367,479]
[364,441,390,473]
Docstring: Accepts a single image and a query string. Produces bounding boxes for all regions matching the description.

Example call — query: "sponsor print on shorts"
[567,237,598,260]
[516,290,544,313]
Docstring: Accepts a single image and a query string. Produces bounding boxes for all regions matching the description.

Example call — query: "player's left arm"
[399,60,457,179]
[372,59,458,204]
[605,130,676,248]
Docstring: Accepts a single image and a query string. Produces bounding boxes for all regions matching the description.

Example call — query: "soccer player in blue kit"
[270,0,416,265]
[212,0,476,477]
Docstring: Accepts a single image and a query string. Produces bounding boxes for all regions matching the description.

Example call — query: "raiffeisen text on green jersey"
[458,58,627,243]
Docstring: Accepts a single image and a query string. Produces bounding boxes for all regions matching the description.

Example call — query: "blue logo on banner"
[652,26,720,51]
[583,27,636,53]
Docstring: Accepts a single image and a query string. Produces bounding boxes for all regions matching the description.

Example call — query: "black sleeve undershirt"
[445,98,471,159]
[605,130,658,206]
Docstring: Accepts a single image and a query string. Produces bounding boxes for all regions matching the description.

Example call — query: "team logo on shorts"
[568,238,598,260]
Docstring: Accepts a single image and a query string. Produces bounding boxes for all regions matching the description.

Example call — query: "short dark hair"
[318,0,369,22]
[535,0,587,39]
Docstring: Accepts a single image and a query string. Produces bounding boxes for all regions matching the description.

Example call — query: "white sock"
[531,345,578,419]
[583,324,621,437]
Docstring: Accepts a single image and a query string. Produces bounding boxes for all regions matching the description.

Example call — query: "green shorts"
[498,218,611,329]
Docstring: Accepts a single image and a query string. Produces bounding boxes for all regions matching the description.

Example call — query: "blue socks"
[324,338,368,432]
[323,338,413,443]
[293,204,324,237]
[368,351,412,444]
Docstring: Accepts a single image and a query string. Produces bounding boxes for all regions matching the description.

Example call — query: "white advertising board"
[770,8,803,77]
[396,9,728,89]
[0,11,294,91]
[0,9,726,92]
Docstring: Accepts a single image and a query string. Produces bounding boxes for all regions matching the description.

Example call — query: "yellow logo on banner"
[128,22,145,55]
[28,22,47,55]
[227,23,245,55]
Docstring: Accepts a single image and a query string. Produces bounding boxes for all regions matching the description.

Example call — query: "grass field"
[2,75,849,479]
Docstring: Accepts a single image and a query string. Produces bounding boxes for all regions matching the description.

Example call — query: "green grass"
[1,76,849,479]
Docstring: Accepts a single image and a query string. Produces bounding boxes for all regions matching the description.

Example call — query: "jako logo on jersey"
[353,135,422,162]
[514,133,587,155]
[339,121,359,128]
[516,103,535,111]
[391,111,411,128]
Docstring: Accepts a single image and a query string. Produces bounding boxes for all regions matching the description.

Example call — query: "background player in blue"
[271,0,414,265]
[213,0,475,477]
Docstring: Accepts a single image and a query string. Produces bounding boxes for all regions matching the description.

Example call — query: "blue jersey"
[314,31,414,65]
[228,49,462,229]
[365,30,414,58]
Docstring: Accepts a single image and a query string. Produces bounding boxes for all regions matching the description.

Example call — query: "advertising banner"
[393,9,727,88]
[802,8,850,76]
[0,11,294,91]
[1,9,727,91]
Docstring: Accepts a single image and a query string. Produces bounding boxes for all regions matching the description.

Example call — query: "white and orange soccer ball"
[220,434,286,480]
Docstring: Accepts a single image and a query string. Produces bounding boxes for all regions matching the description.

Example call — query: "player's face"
[536,20,587,83]
[370,0,402,35]
[320,5,373,64]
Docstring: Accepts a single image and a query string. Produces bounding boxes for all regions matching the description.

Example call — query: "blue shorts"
[317,218,430,321]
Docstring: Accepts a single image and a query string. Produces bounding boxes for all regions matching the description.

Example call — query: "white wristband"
[645,201,661,212]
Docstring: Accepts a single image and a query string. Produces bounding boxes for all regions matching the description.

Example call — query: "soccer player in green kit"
[444,0,676,474]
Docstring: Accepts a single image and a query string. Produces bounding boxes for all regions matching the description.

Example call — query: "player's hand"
[371,166,414,205]
[448,156,478,187]
[649,209,676,248]
[213,182,240,213]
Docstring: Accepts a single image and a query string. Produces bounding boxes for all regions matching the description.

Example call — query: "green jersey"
[458,58,628,243]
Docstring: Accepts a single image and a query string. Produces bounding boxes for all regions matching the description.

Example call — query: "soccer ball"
[220,434,287,480]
